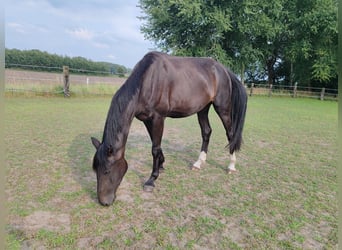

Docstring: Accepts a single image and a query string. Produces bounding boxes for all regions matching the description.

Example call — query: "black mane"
[102,52,156,146]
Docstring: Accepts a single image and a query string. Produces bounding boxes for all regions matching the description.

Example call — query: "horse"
[91,51,247,206]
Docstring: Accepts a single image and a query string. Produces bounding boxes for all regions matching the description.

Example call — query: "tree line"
[139,0,338,90]
[5,48,130,77]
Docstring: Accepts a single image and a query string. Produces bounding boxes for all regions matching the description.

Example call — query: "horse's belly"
[166,110,196,118]
[136,86,212,119]
[165,102,209,118]
[166,91,212,117]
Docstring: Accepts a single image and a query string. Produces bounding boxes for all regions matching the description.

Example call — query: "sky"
[5,0,155,68]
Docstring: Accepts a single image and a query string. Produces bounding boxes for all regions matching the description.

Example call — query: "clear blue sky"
[5,0,155,68]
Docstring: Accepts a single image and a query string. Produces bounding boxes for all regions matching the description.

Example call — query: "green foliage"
[5,48,130,76]
[285,0,338,85]
[139,0,338,88]
[140,0,232,64]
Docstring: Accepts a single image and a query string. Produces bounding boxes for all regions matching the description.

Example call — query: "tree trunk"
[266,56,276,97]
[266,56,276,86]
[241,64,245,86]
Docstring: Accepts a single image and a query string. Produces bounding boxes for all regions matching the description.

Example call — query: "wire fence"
[5,68,125,96]
[5,70,125,85]
[247,83,338,101]
[4,65,338,100]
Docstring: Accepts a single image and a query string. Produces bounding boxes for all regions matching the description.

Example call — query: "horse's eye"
[103,169,110,175]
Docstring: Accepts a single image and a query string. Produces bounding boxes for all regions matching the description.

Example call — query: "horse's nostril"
[99,200,110,206]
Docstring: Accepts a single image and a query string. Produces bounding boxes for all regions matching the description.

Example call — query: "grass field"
[5,95,337,249]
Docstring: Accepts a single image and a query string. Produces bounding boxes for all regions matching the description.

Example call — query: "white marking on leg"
[192,151,207,170]
[228,152,237,173]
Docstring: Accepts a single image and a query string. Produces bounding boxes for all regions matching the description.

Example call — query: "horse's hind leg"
[192,104,212,170]
[213,105,237,173]
[228,152,236,173]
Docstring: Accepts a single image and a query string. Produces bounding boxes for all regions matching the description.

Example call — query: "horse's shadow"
[67,130,226,201]
[67,133,98,202]
[67,131,158,200]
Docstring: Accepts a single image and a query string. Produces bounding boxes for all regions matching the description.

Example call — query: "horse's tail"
[227,69,247,154]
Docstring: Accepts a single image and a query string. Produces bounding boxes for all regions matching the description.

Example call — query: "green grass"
[5,83,119,97]
[5,96,337,249]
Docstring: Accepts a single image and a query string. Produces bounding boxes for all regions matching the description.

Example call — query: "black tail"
[227,69,247,154]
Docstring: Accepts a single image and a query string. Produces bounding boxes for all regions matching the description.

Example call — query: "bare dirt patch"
[11,211,70,235]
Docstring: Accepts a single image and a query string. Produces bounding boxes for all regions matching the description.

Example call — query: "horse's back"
[135,52,231,119]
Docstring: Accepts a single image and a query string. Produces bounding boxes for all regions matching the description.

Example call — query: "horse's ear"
[107,145,114,156]
[91,137,101,149]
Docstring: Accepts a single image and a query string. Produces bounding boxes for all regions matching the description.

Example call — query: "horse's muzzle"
[98,194,116,206]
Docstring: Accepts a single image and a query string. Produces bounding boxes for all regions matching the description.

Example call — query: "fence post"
[63,66,70,97]
[268,84,273,97]
[293,82,298,98]
[250,82,254,96]
[320,87,325,101]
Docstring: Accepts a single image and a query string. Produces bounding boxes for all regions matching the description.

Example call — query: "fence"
[247,83,338,101]
[5,69,125,85]
[5,68,125,96]
[5,68,338,100]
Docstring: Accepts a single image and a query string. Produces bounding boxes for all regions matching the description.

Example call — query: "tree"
[5,49,130,76]
[139,0,338,88]
[116,66,127,77]
[285,0,338,87]
[140,0,232,65]
[225,0,287,86]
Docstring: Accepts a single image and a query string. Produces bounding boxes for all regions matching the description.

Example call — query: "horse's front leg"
[143,116,165,192]
[144,146,164,192]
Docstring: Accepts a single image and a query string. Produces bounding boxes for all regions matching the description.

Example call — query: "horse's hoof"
[228,169,237,174]
[143,185,154,192]
[191,165,200,171]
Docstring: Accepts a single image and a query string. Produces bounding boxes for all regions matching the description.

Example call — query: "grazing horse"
[91,52,247,206]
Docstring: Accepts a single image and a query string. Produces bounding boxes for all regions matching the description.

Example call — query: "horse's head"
[91,137,128,206]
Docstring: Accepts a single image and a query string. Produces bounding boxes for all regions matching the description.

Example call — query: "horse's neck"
[103,96,136,159]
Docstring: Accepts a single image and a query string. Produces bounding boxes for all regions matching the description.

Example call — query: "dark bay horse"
[91,51,247,206]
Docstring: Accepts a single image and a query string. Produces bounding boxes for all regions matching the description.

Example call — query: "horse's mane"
[102,52,156,146]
